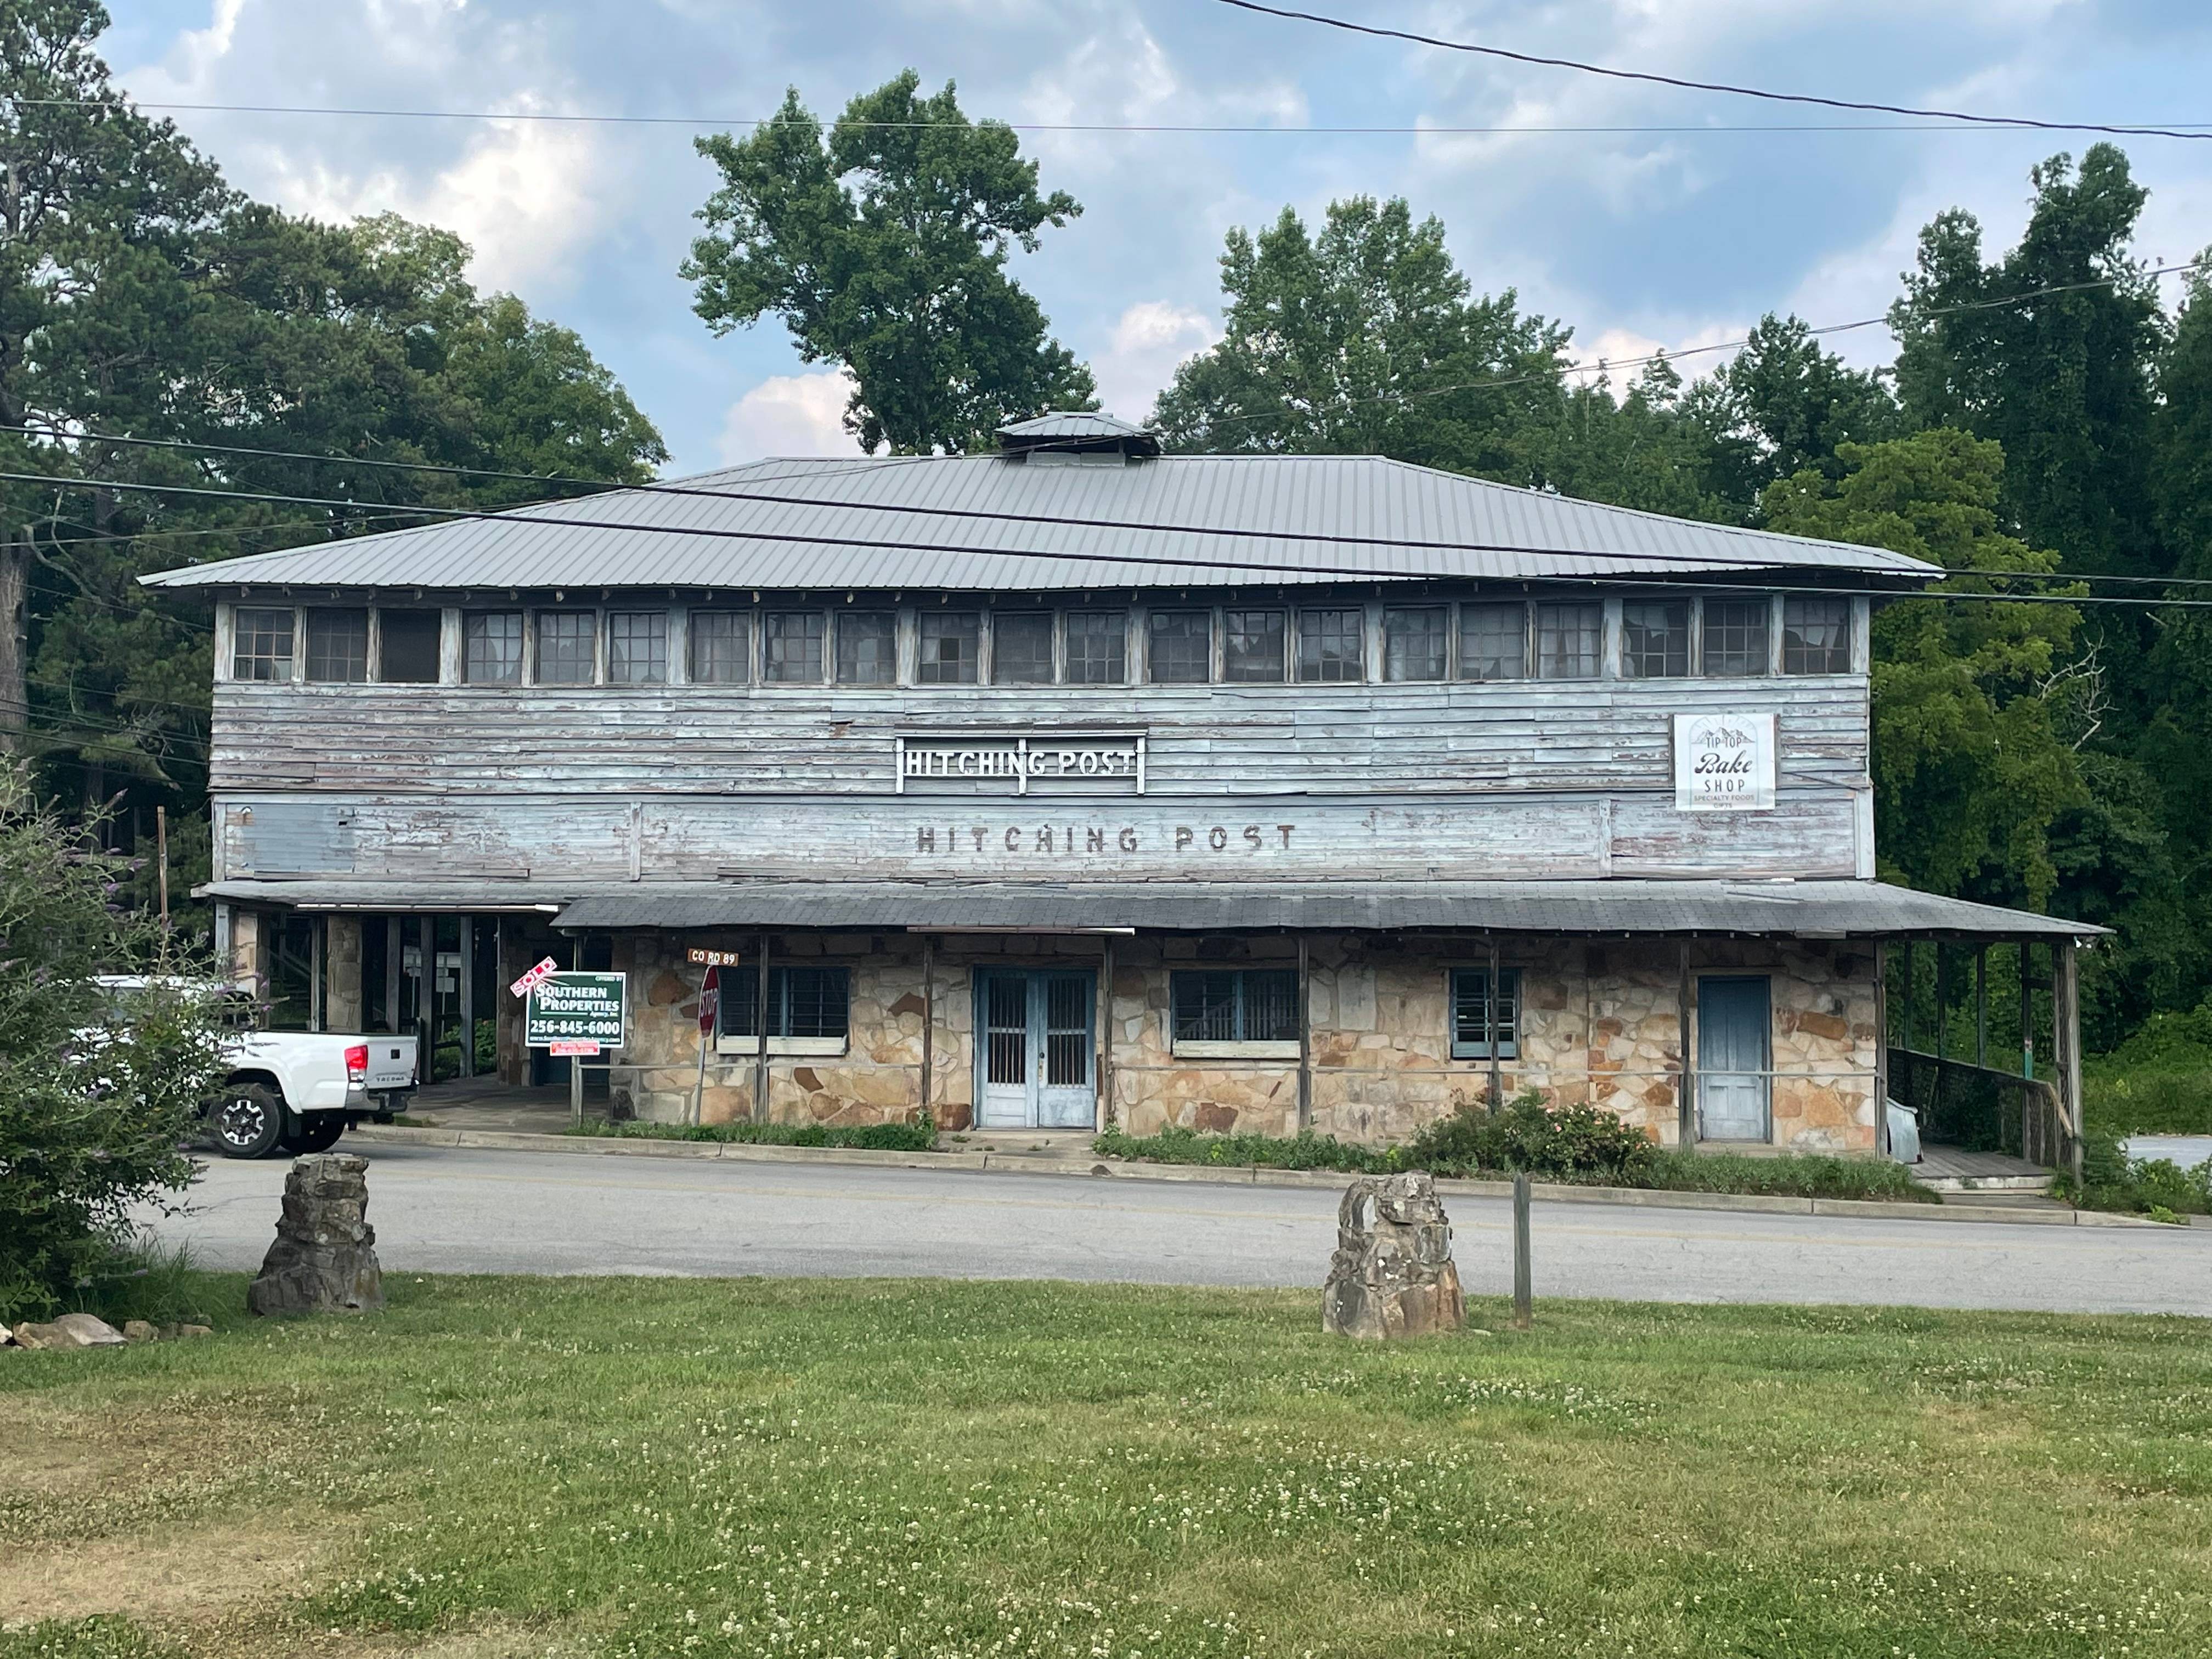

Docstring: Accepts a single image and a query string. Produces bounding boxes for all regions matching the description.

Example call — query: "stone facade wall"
[599,930,1881,1154]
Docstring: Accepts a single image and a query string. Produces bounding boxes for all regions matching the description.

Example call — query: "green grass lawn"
[4,1279,2209,1659]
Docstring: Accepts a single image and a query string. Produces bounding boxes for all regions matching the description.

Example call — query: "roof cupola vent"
[995,410,1162,460]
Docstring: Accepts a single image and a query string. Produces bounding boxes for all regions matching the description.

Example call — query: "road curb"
[341,1124,2173,1228]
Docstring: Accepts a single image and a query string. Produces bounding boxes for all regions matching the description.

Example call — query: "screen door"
[1697,975,1772,1142]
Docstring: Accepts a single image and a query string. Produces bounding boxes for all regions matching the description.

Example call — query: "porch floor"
[1910,1144,2053,1194]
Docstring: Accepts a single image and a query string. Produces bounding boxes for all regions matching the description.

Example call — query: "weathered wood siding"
[210,677,1868,797]
[216,786,1866,883]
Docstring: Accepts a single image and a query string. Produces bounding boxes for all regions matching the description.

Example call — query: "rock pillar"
[247,1154,386,1317]
[1322,1172,1465,1340]
[325,915,364,1031]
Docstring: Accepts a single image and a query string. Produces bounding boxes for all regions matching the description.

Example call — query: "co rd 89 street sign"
[524,972,627,1054]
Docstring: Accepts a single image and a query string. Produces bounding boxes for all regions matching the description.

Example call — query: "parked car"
[92,977,419,1159]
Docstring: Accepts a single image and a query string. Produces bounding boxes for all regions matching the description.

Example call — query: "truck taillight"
[345,1044,369,1079]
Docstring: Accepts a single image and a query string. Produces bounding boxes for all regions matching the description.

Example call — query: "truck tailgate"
[364,1037,419,1092]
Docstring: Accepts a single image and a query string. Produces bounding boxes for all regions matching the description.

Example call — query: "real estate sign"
[524,972,628,1051]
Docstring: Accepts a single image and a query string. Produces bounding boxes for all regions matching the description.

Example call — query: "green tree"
[1150,196,1571,477]
[1891,146,2163,575]
[1682,314,1900,510]
[685,73,1093,454]
[1763,430,2082,905]
[2151,255,2212,575]
[0,760,231,1318]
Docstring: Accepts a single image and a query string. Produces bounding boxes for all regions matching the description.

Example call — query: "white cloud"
[716,371,863,462]
[1091,301,1220,424]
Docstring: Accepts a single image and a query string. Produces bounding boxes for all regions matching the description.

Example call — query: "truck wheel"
[211,1082,286,1159]
[281,1113,346,1154]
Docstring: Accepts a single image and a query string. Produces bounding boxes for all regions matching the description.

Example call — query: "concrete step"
[1914,1173,2053,1194]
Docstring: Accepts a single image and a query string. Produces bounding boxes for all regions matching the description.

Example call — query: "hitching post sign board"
[1674,712,1777,811]
[525,972,627,1057]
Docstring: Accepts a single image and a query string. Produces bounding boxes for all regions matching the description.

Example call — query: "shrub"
[1091,1125,1386,1172]
[2061,1129,2211,1218]
[1405,1093,1656,1183]
[2083,1002,2212,1135]
[0,765,233,1322]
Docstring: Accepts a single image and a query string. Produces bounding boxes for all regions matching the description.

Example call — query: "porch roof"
[204,877,2106,942]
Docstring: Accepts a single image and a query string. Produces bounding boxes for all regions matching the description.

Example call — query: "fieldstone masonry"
[1322,1172,1466,1340]
[247,1154,385,1317]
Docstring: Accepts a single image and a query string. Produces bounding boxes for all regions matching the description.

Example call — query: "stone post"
[246,1154,385,1317]
[1322,1172,1464,1340]
[325,915,364,1031]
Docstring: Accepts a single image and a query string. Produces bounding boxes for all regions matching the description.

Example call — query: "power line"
[16,419,2199,592]
[1195,259,2208,432]
[1211,0,2212,143]
[1,465,1947,585]
[9,92,2204,139]
[16,467,2210,611]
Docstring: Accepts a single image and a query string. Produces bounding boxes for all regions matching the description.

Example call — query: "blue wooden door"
[975,969,1094,1128]
[1698,976,1771,1142]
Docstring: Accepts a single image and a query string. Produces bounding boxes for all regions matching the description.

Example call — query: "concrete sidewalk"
[344,1119,2174,1229]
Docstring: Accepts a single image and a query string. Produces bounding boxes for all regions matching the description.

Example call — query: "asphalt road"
[143,1143,2212,1317]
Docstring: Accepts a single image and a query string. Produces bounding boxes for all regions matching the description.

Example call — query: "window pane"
[1451,968,1521,1060]
[1065,612,1126,685]
[305,608,367,683]
[991,612,1054,684]
[1459,604,1527,681]
[378,611,441,683]
[1535,602,1601,680]
[917,612,980,685]
[1621,600,1690,678]
[232,607,295,682]
[1702,598,1771,676]
[1147,610,1210,684]
[464,612,522,685]
[718,966,758,1037]
[1223,610,1286,683]
[534,612,595,685]
[1383,607,1448,681]
[1782,597,1851,674]
[1240,969,1299,1042]
[607,612,667,685]
[689,611,751,684]
[1297,608,1364,683]
[782,967,849,1040]
[1171,970,1238,1042]
[764,611,827,683]
[837,613,896,685]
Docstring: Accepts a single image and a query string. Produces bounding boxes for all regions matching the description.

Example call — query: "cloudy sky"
[105,1,2212,475]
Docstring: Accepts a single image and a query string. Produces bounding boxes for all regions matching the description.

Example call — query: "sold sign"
[509,956,559,999]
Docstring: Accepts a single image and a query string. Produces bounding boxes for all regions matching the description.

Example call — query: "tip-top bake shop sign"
[1673,712,1776,811]
[896,733,1146,795]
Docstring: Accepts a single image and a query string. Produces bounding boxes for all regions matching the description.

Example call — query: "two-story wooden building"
[149,412,2100,1156]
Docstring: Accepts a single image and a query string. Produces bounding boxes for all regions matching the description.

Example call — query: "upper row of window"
[230,596,1855,687]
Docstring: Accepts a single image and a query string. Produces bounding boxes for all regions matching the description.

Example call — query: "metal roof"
[144,450,1940,594]
[202,878,2102,940]
[996,411,1156,444]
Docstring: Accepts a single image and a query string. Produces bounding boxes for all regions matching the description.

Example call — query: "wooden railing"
[1886,1048,2070,1169]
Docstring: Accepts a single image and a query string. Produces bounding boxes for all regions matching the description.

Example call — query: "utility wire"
[11,467,2203,610]
[8,92,2203,138]
[1211,0,2212,143]
[1195,259,2208,431]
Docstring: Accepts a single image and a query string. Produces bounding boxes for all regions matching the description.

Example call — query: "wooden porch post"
[1898,940,1915,1051]
[752,930,772,1125]
[1296,933,1312,1134]
[1677,940,1697,1148]
[1934,944,1949,1061]
[1974,945,1988,1069]
[2019,942,2035,1079]
[1096,934,1113,1133]
[1873,940,1890,1155]
[2055,939,2084,1189]
[1486,935,1504,1114]
[922,933,937,1128]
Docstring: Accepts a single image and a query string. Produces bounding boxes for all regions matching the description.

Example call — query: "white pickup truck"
[94,978,420,1159]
